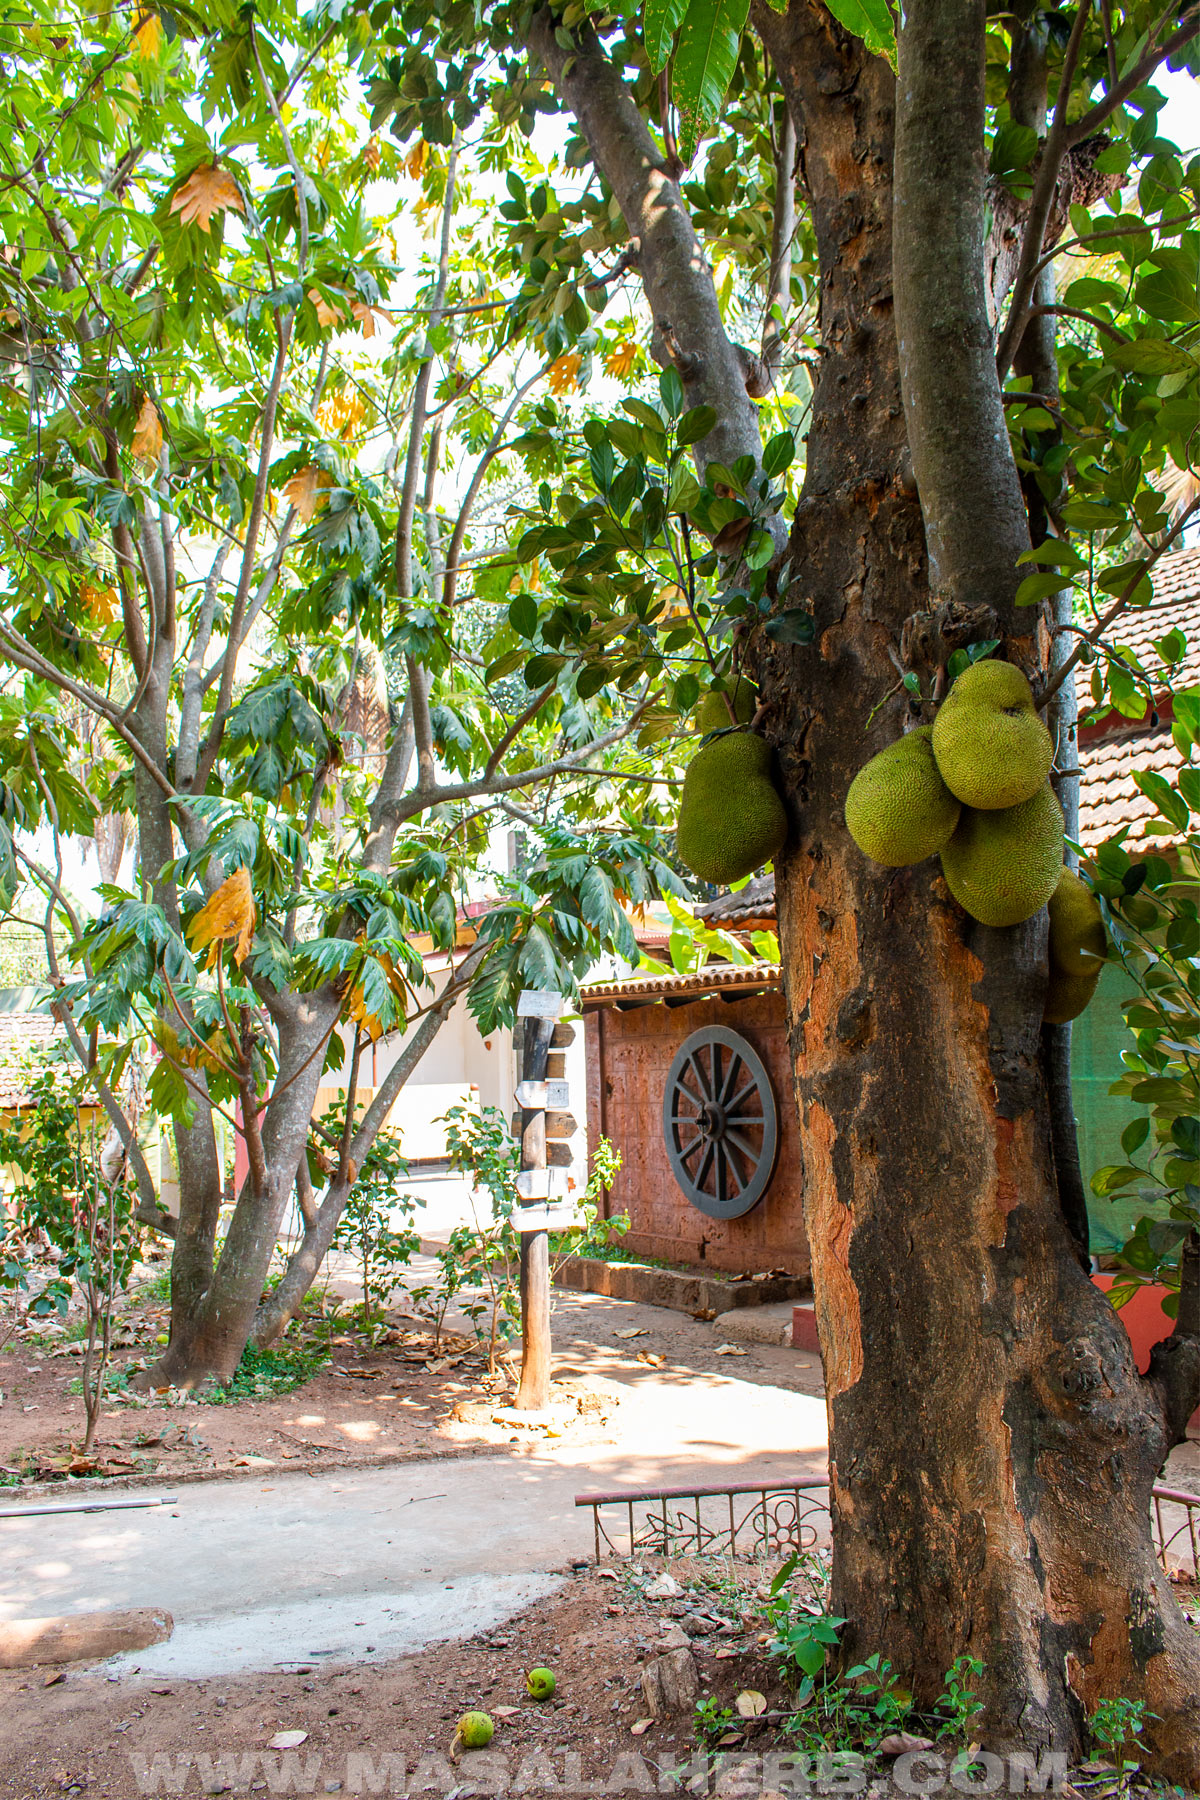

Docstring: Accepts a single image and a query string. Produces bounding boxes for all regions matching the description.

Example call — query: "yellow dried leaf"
[347,983,384,1043]
[404,141,428,179]
[363,136,381,174]
[604,339,638,379]
[132,395,163,465]
[351,300,392,340]
[282,465,333,522]
[547,352,582,395]
[80,579,118,624]
[169,165,245,235]
[188,867,256,969]
[307,287,346,329]
[735,1689,767,1718]
[131,11,162,58]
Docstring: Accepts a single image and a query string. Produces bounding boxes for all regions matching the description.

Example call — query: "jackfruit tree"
[2,0,1199,1776]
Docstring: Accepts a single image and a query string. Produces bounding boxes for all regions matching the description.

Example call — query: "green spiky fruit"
[526,1668,556,1700]
[939,785,1063,927]
[845,726,961,866]
[676,732,788,885]
[1044,868,1106,1023]
[456,1712,495,1748]
[695,682,757,733]
[931,660,1053,810]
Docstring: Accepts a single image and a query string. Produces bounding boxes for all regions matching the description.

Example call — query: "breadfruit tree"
[0,8,695,1388]
[2,0,1199,1773]
[361,0,1198,1774]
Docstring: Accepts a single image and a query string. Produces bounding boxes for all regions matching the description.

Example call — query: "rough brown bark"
[750,0,1200,1776]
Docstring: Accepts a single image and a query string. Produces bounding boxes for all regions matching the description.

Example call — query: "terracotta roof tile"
[582,959,781,1006]
[1077,722,1186,853]
[0,1010,66,1109]
[1074,544,1200,713]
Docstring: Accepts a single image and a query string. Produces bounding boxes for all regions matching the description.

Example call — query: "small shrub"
[208,1338,329,1403]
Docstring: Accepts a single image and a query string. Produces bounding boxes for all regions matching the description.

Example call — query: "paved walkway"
[0,1341,830,1677]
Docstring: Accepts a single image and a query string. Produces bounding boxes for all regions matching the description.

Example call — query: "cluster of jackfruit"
[675,729,788,885]
[846,660,1066,928]
[1044,868,1107,1023]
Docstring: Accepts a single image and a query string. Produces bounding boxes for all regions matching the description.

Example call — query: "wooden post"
[515,1013,555,1410]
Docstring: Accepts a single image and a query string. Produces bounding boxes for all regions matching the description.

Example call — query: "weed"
[1091,1695,1153,1765]
[693,1695,736,1747]
[933,1653,984,1740]
[207,1338,329,1403]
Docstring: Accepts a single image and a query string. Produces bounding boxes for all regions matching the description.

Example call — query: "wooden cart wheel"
[661,1025,778,1219]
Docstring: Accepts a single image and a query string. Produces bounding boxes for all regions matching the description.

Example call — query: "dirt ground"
[0,1563,796,1799]
[0,1257,826,1488]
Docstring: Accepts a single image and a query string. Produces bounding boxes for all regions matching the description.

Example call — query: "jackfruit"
[939,784,1063,927]
[931,659,1053,810]
[1044,867,1106,1023]
[845,726,961,866]
[696,682,757,733]
[676,731,787,884]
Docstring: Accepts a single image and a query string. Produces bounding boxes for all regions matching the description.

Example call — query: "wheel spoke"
[719,1142,746,1192]
[718,1053,743,1105]
[687,1053,712,1101]
[695,1141,715,1192]
[726,1079,758,1112]
[676,1133,702,1160]
[725,1129,760,1165]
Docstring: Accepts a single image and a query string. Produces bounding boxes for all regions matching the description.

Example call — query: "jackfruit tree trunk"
[753,0,1200,1778]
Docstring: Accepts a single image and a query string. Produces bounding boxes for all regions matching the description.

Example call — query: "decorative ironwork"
[1153,1485,1200,1582]
[575,1478,1198,1581]
[576,1479,831,1563]
[662,1025,778,1219]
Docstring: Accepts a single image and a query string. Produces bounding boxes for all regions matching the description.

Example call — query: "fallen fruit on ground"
[845,725,961,866]
[675,731,788,885]
[1044,867,1106,1022]
[526,1666,556,1700]
[931,659,1053,809]
[940,784,1064,927]
[455,1711,494,1748]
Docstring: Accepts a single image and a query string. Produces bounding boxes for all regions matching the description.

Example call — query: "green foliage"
[932,1654,985,1742]
[208,1338,331,1403]
[327,1117,421,1336]
[1084,751,1200,1308]
[1090,1695,1154,1765]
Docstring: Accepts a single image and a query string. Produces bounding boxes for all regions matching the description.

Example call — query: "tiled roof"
[1075,544,1200,713]
[697,873,777,927]
[1077,722,1185,853]
[582,959,781,1007]
[0,1009,67,1109]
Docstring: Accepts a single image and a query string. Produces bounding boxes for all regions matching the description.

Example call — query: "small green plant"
[408,1109,628,1373]
[763,1553,846,1699]
[933,1652,985,1741]
[0,1066,139,1451]
[1090,1695,1153,1765]
[693,1695,736,1747]
[207,1338,330,1403]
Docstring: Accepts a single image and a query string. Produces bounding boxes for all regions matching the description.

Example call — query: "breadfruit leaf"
[672,0,749,165]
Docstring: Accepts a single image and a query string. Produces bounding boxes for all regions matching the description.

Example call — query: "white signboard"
[515,1080,548,1110]
[515,1202,586,1233]
[546,1080,571,1109]
[516,1168,550,1200]
[517,989,566,1019]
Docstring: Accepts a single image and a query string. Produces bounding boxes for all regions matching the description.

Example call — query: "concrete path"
[0,1351,830,1678]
